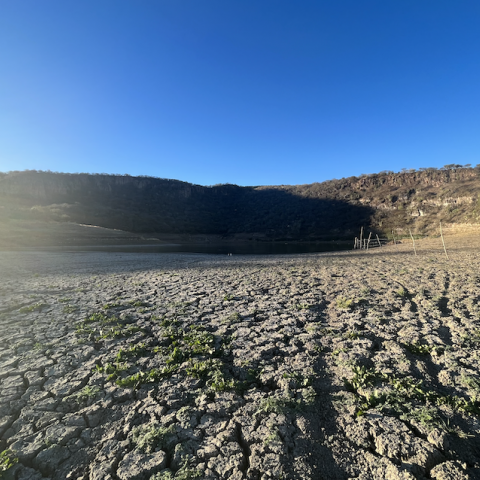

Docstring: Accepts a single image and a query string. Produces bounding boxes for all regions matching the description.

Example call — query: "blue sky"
[1,1,479,186]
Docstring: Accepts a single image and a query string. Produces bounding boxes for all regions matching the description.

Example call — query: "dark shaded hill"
[1,166,479,240]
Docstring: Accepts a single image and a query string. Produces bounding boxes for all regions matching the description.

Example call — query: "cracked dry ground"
[1,242,480,480]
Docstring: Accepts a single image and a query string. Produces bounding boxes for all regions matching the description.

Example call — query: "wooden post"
[440,222,449,260]
[359,227,364,250]
[366,232,372,251]
[354,237,358,249]
[376,234,382,247]
[409,229,417,256]
[392,229,396,245]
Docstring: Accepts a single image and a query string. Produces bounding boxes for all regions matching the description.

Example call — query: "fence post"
[409,229,417,256]
[440,222,449,260]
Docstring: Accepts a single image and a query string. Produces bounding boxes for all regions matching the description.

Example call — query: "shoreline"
[0,219,353,250]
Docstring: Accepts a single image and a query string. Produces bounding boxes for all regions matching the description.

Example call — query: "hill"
[1,166,479,242]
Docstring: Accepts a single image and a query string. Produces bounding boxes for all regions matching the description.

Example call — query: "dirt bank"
[0,235,479,479]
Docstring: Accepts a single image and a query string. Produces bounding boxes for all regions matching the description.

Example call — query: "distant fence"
[354,223,452,259]
[353,231,388,250]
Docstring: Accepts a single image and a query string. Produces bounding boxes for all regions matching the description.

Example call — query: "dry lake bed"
[1,236,480,480]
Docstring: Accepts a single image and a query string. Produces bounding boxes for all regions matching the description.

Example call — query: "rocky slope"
[1,167,480,240]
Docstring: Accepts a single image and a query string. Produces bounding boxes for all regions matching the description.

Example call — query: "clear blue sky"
[1,1,479,186]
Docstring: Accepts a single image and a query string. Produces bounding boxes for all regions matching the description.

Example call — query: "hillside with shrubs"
[1,165,479,241]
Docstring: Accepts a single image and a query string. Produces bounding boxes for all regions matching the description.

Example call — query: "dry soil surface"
[1,236,480,480]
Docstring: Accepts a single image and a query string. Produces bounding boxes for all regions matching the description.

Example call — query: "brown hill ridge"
[1,167,479,241]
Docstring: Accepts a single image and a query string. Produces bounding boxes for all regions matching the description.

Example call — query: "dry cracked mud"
[1,237,480,479]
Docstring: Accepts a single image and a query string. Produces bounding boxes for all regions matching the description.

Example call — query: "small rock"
[427,429,449,451]
[430,461,468,480]
[197,444,219,460]
[89,459,117,480]
[44,424,81,446]
[9,433,46,462]
[33,445,70,474]
[16,465,44,480]
[64,414,86,427]
[117,450,167,480]
[84,405,105,428]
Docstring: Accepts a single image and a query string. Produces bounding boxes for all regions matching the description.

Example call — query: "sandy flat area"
[0,235,479,479]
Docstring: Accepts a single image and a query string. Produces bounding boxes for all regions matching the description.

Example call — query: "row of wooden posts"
[353,227,386,250]
[354,223,449,259]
